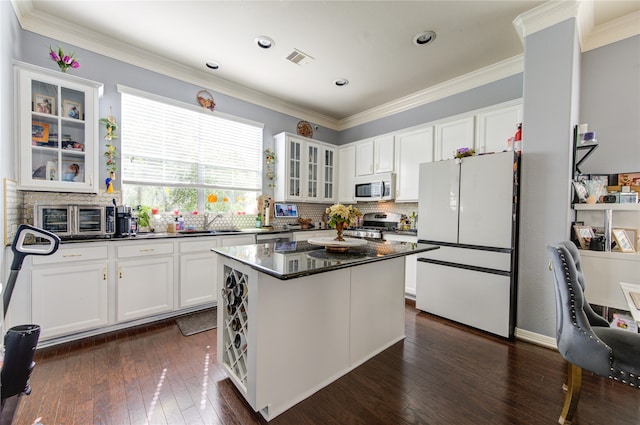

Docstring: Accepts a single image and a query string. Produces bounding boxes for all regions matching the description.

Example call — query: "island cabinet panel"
[216,252,411,421]
[350,257,405,366]
[253,268,351,419]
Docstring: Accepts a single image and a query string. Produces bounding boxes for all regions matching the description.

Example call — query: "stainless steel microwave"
[354,173,395,201]
[35,204,115,237]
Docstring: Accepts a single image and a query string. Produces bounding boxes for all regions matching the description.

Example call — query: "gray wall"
[339,74,524,144]
[518,19,582,338]
[15,30,340,193]
[579,35,640,175]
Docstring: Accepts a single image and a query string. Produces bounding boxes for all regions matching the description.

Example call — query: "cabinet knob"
[102,268,107,280]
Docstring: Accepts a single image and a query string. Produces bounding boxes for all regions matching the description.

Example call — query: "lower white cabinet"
[383,233,418,296]
[292,229,334,241]
[179,237,219,308]
[116,242,174,322]
[31,245,108,339]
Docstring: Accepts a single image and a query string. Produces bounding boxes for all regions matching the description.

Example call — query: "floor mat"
[175,308,217,336]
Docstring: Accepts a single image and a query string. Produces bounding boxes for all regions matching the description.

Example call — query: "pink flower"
[62,55,72,64]
[49,51,60,61]
[71,61,80,69]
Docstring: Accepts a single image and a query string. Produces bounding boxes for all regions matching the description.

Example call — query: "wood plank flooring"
[12,302,639,424]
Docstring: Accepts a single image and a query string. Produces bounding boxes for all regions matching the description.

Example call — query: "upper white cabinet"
[274,132,336,203]
[355,135,394,176]
[394,126,434,202]
[338,145,356,203]
[476,102,523,154]
[435,116,475,161]
[15,61,103,193]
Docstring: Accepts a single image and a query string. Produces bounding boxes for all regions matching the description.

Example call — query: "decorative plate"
[296,120,314,138]
[307,237,367,252]
[196,90,216,111]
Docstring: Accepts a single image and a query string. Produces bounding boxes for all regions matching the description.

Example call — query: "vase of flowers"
[49,46,80,73]
[325,203,361,242]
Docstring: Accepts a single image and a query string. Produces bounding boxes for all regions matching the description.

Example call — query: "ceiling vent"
[286,49,314,66]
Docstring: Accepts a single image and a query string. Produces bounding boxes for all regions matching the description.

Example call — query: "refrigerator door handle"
[417,257,511,276]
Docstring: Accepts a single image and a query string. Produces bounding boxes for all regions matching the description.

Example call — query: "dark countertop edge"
[50,227,333,244]
[213,244,439,281]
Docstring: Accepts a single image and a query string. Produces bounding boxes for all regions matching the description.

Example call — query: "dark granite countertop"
[54,226,329,244]
[212,240,439,280]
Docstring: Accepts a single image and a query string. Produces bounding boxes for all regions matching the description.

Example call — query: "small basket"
[196,90,216,111]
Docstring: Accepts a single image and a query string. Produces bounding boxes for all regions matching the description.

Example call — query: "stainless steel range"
[343,212,402,239]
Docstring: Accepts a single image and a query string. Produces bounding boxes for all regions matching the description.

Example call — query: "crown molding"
[513,0,579,42]
[10,0,339,129]
[513,0,639,53]
[336,55,524,131]
[582,11,640,52]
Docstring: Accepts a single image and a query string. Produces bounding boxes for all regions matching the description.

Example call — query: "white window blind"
[120,91,263,191]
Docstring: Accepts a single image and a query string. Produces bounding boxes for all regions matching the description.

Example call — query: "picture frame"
[34,93,55,115]
[31,121,50,143]
[573,225,594,249]
[612,228,636,253]
[63,99,82,120]
[589,174,609,186]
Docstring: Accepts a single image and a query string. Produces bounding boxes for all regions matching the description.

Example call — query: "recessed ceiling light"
[205,61,219,70]
[334,79,349,87]
[413,30,436,46]
[255,36,275,49]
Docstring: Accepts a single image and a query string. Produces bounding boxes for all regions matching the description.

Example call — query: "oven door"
[36,205,74,236]
[75,205,107,236]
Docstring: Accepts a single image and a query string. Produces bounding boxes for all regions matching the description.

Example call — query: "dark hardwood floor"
[12,303,639,425]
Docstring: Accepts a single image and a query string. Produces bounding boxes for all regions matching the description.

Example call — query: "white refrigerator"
[416,151,519,338]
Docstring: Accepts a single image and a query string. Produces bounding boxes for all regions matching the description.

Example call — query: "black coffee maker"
[116,205,137,237]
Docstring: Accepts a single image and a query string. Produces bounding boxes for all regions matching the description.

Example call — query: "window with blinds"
[119,89,263,214]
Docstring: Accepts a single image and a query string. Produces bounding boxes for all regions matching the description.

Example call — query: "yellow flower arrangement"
[325,203,361,228]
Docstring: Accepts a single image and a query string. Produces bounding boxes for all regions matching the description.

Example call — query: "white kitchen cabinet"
[31,245,108,340]
[15,61,103,193]
[292,229,334,241]
[383,233,418,297]
[116,242,174,322]
[476,101,522,154]
[355,135,394,177]
[338,145,356,203]
[435,116,475,161]
[394,126,433,202]
[219,234,256,246]
[274,132,335,203]
[179,237,219,308]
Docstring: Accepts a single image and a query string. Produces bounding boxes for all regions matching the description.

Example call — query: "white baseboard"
[515,327,557,349]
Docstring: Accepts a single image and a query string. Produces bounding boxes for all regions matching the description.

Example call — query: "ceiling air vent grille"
[286,49,314,66]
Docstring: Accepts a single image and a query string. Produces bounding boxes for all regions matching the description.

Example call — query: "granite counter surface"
[213,240,438,280]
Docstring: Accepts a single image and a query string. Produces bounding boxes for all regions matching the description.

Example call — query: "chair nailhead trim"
[558,248,640,390]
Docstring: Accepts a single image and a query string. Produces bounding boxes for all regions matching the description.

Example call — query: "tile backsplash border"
[5,186,419,244]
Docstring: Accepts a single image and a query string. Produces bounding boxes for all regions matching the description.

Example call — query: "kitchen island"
[212,240,438,421]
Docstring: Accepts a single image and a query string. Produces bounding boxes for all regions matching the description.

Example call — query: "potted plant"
[137,205,152,232]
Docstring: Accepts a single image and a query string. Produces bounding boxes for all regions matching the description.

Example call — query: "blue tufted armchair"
[547,241,640,424]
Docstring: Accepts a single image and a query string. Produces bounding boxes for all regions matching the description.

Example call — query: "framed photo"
[31,121,50,143]
[612,228,636,253]
[589,174,609,186]
[573,225,594,249]
[34,94,55,115]
[63,99,82,120]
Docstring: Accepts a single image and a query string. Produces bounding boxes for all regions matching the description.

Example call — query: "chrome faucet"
[204,213,224,230]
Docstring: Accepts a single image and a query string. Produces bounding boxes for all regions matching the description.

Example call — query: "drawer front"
[33,245,108,265]
[117,242,174,258]
[180,237,218,253]
[417,245,512,272]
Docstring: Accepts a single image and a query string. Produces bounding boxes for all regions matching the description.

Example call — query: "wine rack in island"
[221,266,249,389]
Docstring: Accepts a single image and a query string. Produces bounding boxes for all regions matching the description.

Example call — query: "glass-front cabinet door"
[15,62,103,193]
[287,138,302,199]
[322,147,335,201]
[306,143,319,200]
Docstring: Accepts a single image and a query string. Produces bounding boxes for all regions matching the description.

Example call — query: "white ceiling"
[13,1,640,129]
